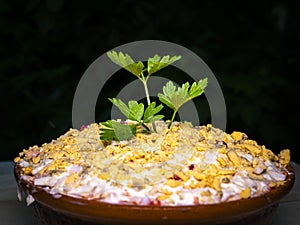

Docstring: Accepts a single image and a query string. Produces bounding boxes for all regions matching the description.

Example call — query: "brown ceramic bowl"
[15,164,295,225]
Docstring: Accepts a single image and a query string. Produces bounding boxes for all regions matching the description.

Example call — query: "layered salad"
[15,121,290,206]
[14,51,291,206]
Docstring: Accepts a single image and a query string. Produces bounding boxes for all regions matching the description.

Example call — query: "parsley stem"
[142,78,158,133]
[142,81,151,106]
[143,81,158,132]
[140,74,157,133]
[168,110,177,128]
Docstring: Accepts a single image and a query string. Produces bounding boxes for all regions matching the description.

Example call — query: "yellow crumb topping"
[15,121,291,205]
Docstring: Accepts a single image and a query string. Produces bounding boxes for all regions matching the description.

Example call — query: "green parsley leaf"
[157,81,180,110]
[100,120,136,141]
[147,54,181,76]
[143,102,164,123]
[107,51,182,107]
[189,78,208,97]
[107,51,144,77]
[158,78,208,127]
[108,98,130,118]
[109,98,144,123]
[127,100,144,122]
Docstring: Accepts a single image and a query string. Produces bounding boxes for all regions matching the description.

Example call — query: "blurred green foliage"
[0,0,299,162]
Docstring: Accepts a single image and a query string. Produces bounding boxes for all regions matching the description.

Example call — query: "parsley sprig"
[100,51,208,141]
[109,98,164,131]
[107,51,181,105]
[158,79,208,128]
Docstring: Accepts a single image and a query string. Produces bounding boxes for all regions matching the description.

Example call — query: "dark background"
[1,0,299,163]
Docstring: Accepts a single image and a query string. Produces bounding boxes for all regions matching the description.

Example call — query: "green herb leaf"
[100,120,136,141]
[128,100,144,122]
[158,78,208,127]
[107,51,144,77]
[189,78,208,97]
[109,98,130,118]
[158,78,208,111]
[147,54,181,76]
[109,98,144,123]
[143,102,164,123]
[107,51,182,108]
[158,81,180,110]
